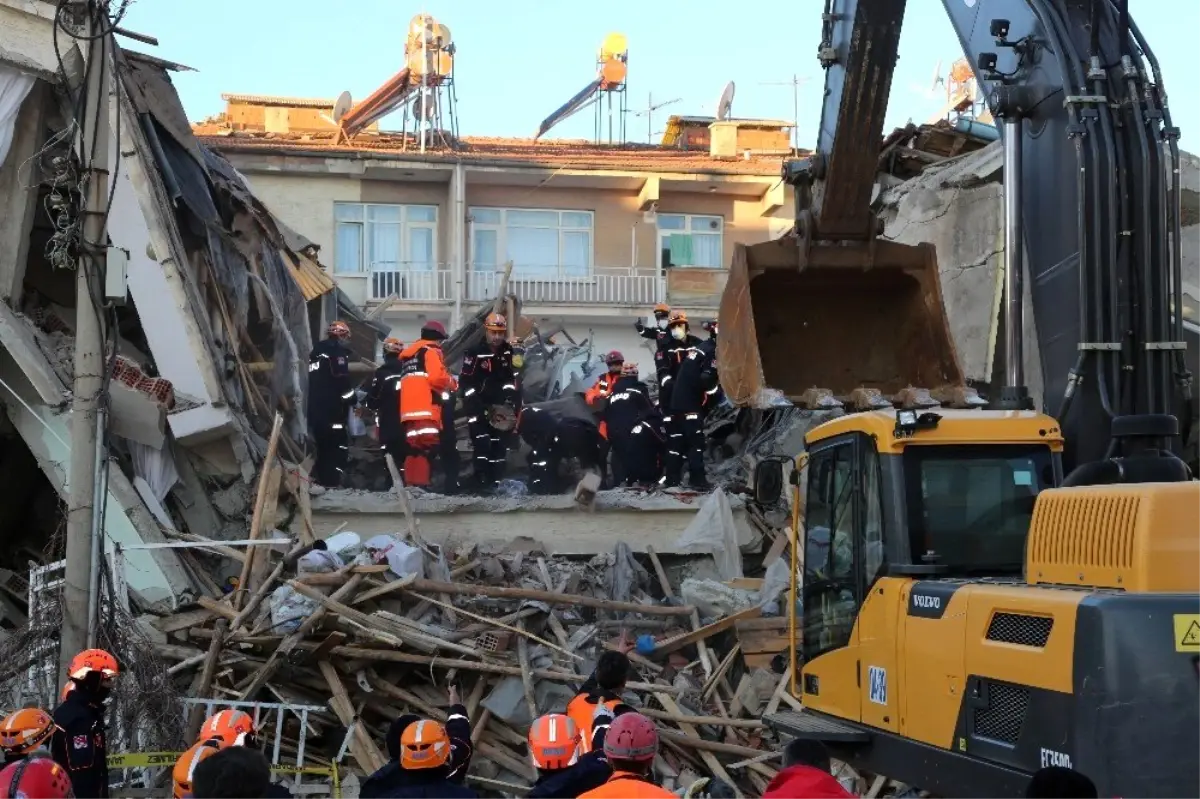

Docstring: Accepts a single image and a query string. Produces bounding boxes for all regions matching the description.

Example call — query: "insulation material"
[128,440,179,503]
[673,489,744,580]
[0,64,35,168]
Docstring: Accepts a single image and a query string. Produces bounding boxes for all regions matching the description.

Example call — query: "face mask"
[656,318,668,330]
[671,327,686,341]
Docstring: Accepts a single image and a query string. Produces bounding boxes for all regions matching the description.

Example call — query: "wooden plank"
[234,412,284,610]
[152,606,216,634]
[405,578,696,617]
[318,660,387,773]
[652,606,763,657]
[248,463,283,594]
[654,693,739,795]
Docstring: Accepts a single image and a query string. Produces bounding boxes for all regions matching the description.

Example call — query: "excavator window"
[901,444,1053,576]
[802,433,882,662]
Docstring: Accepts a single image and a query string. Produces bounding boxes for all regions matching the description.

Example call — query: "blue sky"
[119,0,1195,149]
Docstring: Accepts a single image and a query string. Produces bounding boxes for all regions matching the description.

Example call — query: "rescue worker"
[191,746,273,799]
[603,363,662,487]
[366,338,406,472]
[634,303,671,342]
[362,685,473,798]
[0,755,74,799]
[1025,766,1099,798]
[308,320,356,488]
[187,710,288,798]
[566,651,629,755]
[663,312,711,490]
[699,320,723,409]
[527,712,612,799]
[517,406,606,495]
[585,351,624,485]
[387,719,476,797]
[50,648,117,799]
[761,740,854,799]
[577,712,673,799]
[0,708,56,765]
[173,739,224,799]
[398,321,456,489]
[459,313,521,492]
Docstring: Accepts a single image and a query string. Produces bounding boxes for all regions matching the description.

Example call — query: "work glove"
[634,319,645,333]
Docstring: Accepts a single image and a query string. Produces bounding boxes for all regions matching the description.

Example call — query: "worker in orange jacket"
[399,321,456,488]
[584,351,624,487]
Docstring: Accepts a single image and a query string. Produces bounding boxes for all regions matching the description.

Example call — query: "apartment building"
[195,95,796,372]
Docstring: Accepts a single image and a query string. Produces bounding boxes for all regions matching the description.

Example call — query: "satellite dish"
[333,91,352,124]
[716,81,735,121]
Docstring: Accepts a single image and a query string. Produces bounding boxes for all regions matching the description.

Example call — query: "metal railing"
[367,265,455,302]
[466,267,665,306]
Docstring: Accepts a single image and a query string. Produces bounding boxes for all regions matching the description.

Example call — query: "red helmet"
[67,649,118,680]
[0,756,74,798]
[528,714,580,771]
[605,350,625,367]
[421,320,447,339]
[603,712,658,762]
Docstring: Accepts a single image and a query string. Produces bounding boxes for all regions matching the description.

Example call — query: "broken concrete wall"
[877,141,1043,402]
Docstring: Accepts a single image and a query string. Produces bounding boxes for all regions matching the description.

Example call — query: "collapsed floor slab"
[310,488,761,556]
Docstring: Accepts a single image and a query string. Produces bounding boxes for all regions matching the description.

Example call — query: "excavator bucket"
[718,237,965,406]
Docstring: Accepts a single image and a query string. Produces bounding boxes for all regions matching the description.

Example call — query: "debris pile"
[146,514,801,795]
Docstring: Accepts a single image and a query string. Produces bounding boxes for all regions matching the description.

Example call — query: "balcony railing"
[467,267,664,306]
[363,265,726,308]
[368,267,455,302]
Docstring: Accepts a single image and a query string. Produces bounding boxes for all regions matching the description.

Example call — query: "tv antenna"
[759,73,811,151]
[629,92,681,143]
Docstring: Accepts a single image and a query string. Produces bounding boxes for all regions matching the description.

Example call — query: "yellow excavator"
[726,1,1200,796]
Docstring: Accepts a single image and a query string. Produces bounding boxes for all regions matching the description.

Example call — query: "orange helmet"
[0,709,56,755]
[0,756,73,799]
[653,303,670,315]
[382,337,404,354]
[67,649,118,681]
[198,709,256,747]
[59,682,74,702]
[529,714,580,771]
[328,320,351,338]
[172,741,222,799]
[400,719,451,770]
[484,313,507,332]
[667,310,688,326]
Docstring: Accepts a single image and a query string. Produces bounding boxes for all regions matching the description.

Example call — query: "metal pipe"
[1003,118,1025,389]
[953,117,999,141]
[85,407,107,648]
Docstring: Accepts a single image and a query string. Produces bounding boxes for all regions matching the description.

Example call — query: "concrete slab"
[309,488,758,556]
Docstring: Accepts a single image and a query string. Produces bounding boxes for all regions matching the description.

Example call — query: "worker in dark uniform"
[459,313,521,492]
[439,388,461,495]
[51,648,118,799]
[517,406,605,494]
[663,312,710,490]
[585,351,624,486]
[308,320,356,488]
[700,320,723,410]
[604,362,661,487]
[634,303,671,343]
[366,337,406,479]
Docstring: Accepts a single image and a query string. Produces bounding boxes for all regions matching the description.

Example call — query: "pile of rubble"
[143,506,801,795]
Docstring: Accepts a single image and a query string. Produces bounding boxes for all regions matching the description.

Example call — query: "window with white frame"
[334,203,438,274]
[657,213,724,269]
[470,207,594,279]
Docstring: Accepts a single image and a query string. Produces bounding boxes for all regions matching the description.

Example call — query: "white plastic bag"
[361,534,425,579]
[348,407,367,437]
[270,584,319,633]
[297,548,343,574]
[324,531,363,562]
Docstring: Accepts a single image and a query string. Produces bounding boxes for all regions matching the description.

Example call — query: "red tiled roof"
[191,127,796,176]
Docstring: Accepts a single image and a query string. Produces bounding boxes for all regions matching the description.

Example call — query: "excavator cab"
[759,408,1199,798]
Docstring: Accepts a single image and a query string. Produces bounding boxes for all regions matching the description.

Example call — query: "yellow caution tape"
[109,752,337,778]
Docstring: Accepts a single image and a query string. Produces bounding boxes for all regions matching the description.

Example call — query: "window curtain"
[334,223,363,273]
[692,233,722,267]
[0,65,35,168]
[507,226,559,278]
[669,234,693,265]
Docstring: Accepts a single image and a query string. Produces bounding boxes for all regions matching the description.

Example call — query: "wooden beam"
[652,606,763,657]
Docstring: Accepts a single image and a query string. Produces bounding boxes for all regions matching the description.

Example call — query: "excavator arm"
[724,0,1193,471]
